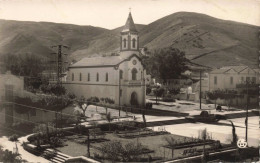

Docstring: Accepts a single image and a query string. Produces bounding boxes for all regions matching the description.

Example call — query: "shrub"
[162,94,175,102]
[8,134,18,142]
[42,150,57,160]
[153,87,165,97]
[168,88,180,95]
[88,96,100,103]
[146,87,152,95]
[145,102,153,109]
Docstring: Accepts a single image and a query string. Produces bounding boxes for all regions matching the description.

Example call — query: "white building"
[64,12,146,107]
[209,66,259,91]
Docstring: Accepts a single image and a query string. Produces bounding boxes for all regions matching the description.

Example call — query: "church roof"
[121,12,138,33]
[69,53,139,68]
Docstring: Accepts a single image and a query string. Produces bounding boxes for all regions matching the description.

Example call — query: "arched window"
[96,73,99,82]
[72,73,74,81]
[120,70,123,79]
[123,38,127,48]
[106,72,108,82]
[131,68,137,80]
[132,38,136,48]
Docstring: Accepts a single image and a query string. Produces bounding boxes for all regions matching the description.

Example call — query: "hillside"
[138,12,259,68]
[0,12,258,68]
[0,20,108,59]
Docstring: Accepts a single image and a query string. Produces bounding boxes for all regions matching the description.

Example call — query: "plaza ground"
[0,98,258,162]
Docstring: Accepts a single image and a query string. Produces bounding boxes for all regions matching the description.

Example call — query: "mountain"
[138,12,259,68]
[0,12,258,68]
[0,20,108,60]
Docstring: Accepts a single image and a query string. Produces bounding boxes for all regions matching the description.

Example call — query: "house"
[209,66,259,91]
[64,12,146,107]
[208,66,259,106]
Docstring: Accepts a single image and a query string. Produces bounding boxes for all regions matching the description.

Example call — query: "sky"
[0,0,260,29]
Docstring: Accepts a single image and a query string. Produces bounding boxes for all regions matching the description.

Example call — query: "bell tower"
[120,12,139,52]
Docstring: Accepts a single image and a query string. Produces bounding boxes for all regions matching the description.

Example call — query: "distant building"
[208,66,259,106]
[64,12,146,107]
[209,66,259,91]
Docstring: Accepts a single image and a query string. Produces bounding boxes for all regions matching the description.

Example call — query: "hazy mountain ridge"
[0,12,258,68]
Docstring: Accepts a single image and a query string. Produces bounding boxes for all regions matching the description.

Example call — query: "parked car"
[185,111,225,123]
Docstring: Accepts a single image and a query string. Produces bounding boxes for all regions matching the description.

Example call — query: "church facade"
[64,12,146,107]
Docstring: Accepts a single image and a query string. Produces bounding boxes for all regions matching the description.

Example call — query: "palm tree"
[163,136,176,158]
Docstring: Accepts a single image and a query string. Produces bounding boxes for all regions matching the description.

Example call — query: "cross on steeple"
[129,7,131,12]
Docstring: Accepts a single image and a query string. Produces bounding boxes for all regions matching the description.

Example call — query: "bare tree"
[76,96,89,118]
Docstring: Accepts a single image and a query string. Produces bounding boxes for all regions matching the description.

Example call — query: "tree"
[142,47,189,83]
[0,146,24,163]
[153,87,165,104]
[229,120,238,146]
[76,96,90,118]
[146,86,152,95]
[168,88,180,96]
[163,136,176,158]
[206,91,218,108]
[106,112,112,131]
[200,128,209,162]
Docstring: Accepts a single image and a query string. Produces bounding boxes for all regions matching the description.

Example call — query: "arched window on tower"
[132,38,136,48]
[96,73,99,82]
[131,68,137,80]
[123,38,127,48]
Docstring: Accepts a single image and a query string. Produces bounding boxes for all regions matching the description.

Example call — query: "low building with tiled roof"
[64,12,146,107]
[209,65,259,91]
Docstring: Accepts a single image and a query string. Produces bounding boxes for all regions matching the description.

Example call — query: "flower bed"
[163,139,217,149]
[117,130,170,139]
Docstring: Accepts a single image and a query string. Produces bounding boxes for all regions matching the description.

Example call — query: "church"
[64,12,146,107]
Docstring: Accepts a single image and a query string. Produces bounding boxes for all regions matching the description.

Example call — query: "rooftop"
[210,65,255,74]
[69,53,135,68]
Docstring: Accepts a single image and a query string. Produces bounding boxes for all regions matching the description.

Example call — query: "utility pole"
[199,70,202,110]
[51,44,69,129]
[51,44,69,86]
[245,80,249,143]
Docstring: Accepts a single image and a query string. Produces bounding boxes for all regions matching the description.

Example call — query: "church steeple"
[120,12,139,52]
[122,12,138,33]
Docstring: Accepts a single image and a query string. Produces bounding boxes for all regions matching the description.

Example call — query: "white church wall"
[64,66,119,104]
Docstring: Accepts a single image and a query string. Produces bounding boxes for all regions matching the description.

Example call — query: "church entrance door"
[130,92,138,106]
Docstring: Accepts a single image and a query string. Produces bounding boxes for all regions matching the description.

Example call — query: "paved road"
[145,111,257,127]
[148,115,259,148]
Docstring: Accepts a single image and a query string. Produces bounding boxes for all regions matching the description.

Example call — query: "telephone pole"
[51,45,69,86]
[199,70,202,110]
